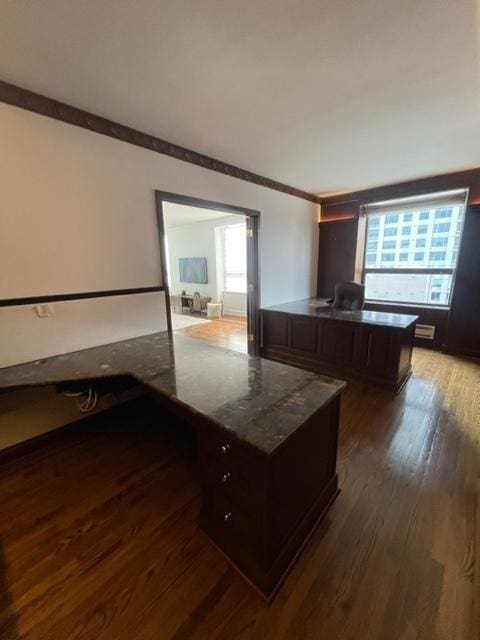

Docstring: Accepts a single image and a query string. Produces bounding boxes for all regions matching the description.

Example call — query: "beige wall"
[0,102,319,449]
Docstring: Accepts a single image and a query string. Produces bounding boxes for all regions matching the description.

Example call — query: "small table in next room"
[261,298,418,392]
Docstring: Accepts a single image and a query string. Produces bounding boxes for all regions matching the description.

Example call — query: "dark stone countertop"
[263,298,418,329]
[0,332,346,455]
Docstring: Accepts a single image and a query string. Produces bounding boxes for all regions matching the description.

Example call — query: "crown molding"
[0,80,321,205]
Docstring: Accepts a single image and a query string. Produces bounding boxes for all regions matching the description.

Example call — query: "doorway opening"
[155,192,260,355]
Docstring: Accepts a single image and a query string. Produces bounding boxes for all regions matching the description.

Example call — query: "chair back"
[193,292,202,313]
[332,281,365,310]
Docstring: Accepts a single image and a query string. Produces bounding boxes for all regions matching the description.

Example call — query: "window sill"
[365,300,450,312]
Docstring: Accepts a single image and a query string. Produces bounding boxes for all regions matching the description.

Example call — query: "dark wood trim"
[322,167,480,206]
[364,268,454,275]
[246,215,261,356]
[154,195,173,334]
[154,191,261,355]
[0,286,164,308]
[155,191,261,217]
[0,79,321,205]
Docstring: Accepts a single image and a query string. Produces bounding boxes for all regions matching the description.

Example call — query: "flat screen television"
[178,257,208,284]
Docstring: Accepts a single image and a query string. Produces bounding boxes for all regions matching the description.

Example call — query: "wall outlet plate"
[35,303,54,318]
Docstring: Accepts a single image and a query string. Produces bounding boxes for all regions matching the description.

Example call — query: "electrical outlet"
[35,304,54,318]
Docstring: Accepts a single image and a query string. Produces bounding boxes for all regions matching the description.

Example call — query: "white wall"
[0,102,318,448]
[0,102,318,366]
[166,214,241,302]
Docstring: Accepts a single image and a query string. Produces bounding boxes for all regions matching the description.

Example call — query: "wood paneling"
[0,350,477,639]
[262,310,289,347]
[320,321,357,366]
[319,173,480,353]
[290,317,318,353]
[321,167,480,221]
[317,219,360,298]
[262,310,414,391]
[445,204,480,356]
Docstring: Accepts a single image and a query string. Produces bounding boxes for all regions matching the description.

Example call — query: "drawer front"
[198,427,266,511]
[200,486,265,568]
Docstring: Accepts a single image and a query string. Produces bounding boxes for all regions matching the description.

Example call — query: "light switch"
[35,304,54,318]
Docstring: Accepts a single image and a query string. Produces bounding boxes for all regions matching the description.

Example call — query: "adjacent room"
[0,2,479,640]
[162,201,248,353]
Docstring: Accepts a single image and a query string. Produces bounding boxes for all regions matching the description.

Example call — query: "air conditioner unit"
[415,324,436,340]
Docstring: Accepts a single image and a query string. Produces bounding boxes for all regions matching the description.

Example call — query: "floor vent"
[415,324,436,340]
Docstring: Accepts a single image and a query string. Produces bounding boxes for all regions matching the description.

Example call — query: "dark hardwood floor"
[0,348,478,639]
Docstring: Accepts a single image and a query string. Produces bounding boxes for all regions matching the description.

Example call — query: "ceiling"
[163,203,239,228]
[0,1,479,196]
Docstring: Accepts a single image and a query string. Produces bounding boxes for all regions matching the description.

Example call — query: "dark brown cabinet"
[262,308,415,392]
[197,397,341,599]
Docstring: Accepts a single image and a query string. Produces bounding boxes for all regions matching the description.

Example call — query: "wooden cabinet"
[262,310,414,392]
[197,397,340,599]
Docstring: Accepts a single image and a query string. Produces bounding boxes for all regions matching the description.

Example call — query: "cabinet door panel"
[263,311,289,347]
[319,321,358,366]
[362,327,394,375]
[291,317,317,353]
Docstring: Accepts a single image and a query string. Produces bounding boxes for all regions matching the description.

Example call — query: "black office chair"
[332,281,365,310]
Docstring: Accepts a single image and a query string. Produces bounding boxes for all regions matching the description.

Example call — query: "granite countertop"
[264,298,418,329]
[0,332,346,455]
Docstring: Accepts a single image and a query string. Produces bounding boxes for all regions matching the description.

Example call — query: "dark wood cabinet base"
[197,396,341,600]
[262,306,417,393]
[263,345,412,393]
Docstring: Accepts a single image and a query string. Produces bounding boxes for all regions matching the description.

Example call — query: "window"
[431,237,448,247]
[433,222,450,233]
[435,208,452,219]
[363,195,466,306]
[429,251,446,262]
[222,223,247,292]
[385,214,399,224]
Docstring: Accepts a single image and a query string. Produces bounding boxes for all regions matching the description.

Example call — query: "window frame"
[221,222,248,294]
[362,202,466,308]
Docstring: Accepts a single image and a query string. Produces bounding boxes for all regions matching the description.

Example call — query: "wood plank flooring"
[173,314,247,353]
[0,348,478,639]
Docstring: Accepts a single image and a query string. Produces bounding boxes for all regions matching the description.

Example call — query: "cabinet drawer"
[198,428,266,510]
[201,489,264,561]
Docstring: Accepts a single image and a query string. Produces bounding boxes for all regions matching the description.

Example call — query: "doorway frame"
[154,191,261,355]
